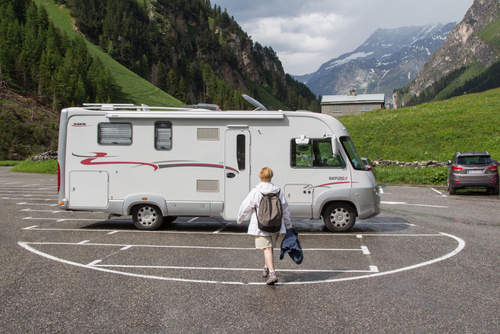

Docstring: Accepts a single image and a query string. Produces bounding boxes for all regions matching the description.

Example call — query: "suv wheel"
[447,181,456,195]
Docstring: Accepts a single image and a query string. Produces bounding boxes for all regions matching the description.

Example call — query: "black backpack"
[257,190,283,233]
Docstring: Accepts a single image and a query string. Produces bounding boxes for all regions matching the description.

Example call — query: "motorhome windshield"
[340,137,365,171]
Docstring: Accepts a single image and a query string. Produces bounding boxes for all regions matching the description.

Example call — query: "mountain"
[394,0,500,108]
[294,24,455,102]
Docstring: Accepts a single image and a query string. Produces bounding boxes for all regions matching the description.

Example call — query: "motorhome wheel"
[132,205,164,230]
[323,203,356,232]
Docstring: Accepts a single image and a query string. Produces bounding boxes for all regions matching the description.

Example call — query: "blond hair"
[259,167,274,182]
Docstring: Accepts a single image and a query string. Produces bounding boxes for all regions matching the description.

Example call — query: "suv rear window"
[456,156,492,165]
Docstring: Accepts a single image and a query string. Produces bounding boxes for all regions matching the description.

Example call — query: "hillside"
[49,0,318,111]
[295,24,454,102]
[394,0,500,107]
[1,0,318,112]
[0,89,58,160]
[342,87,500,162]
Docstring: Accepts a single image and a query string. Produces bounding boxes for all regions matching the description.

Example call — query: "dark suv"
[446,152,499,195]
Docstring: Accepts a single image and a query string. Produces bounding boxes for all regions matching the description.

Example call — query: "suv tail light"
[488,165,498,171]
[452,166,463,171]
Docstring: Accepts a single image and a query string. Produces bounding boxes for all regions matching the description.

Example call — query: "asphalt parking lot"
[1,167,499,332]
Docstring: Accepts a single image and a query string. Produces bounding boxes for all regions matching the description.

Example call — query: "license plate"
[467,170,483,174]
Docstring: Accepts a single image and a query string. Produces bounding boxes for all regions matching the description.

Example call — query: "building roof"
[321,94,385,105]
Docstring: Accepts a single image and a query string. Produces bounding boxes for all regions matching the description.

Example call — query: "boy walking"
[237,167,291,285]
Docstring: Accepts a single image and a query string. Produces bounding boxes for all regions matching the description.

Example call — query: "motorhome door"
[223,128,250,219]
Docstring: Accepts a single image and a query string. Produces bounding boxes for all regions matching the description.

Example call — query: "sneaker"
[263,267,269,278]
[266,272,278,285]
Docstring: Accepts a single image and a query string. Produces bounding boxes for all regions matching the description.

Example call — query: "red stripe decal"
[80,152,158,171]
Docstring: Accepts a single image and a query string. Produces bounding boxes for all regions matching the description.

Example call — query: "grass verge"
[9,159,58,174]
[0,161,21,167]
[375,165,448,185]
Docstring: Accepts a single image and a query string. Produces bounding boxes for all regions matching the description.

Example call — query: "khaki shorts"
[255,233,279,249]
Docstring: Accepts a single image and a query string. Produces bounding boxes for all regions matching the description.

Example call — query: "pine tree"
[155,61,168,92]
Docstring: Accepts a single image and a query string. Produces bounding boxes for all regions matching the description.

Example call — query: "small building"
[321,90,385,117]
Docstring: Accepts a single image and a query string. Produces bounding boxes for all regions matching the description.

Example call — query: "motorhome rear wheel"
[132,205,164,230]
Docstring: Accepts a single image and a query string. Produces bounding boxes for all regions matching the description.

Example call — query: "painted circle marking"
[19,231,465,286]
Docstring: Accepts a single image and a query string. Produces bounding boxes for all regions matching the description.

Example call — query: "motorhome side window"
[98,123,132,145]
[291,138,346,168]
[155,121,172,150]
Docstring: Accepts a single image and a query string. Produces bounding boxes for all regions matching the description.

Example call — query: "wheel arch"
[313,188,358,219]
[124,194,168,216]
[320,200,358,219]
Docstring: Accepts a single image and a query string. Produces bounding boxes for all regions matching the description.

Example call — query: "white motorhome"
[57,99,380,232]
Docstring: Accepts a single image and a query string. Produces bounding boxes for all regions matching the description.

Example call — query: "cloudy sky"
[212,0,474,75]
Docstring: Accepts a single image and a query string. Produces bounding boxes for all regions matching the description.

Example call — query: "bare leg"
[263,247,274,272]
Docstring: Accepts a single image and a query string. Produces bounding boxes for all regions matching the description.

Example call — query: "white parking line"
[22,226,450,237]
[22,217,98,222]
[17,202,58,206]
[214,223,231,233]
[381,201,447,208]
[21,209,63,213]
[20,241,361,252]
[431,188,447,197]
[91,263,380,274]
[357,221,415,226]
[2,197,55,200]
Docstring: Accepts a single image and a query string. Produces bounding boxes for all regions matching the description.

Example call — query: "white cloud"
[213,0,474,75]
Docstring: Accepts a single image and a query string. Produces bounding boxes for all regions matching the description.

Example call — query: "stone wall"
[373,159,446,167]
[30,150,57,161]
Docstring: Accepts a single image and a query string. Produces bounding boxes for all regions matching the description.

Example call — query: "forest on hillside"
[0,0,119,109]
[50,0,319,110]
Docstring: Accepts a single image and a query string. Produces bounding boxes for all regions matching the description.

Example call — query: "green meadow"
[342,87,500,162]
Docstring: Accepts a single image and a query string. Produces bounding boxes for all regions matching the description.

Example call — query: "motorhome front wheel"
[323,203,356,232]
[132,205,164,230]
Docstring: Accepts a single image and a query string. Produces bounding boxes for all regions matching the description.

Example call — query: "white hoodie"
[237,182,292,236]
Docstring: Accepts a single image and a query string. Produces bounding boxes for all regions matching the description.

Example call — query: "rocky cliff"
[397,0,500,104]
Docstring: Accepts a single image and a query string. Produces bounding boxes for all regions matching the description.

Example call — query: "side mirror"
[444,161,451,166]
[295,136,310,145]
[331,137,337,158]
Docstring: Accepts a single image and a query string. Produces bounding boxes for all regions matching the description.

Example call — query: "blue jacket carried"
[280,228,303,265]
